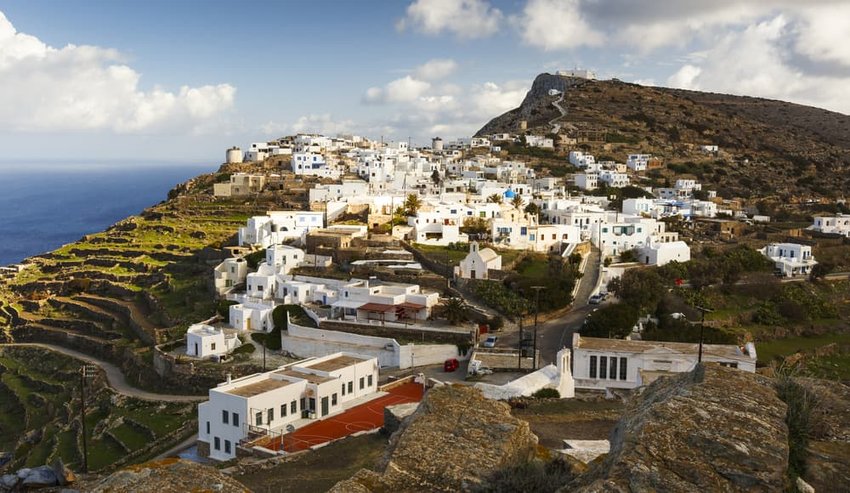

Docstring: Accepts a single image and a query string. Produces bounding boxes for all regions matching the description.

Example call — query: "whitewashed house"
[291,152,341,179]
[569,151,596,168]
[238,211,325,248]
[598,170,630,188]
[525,135,554,148]
[214,258,248,296]
[591,217,666,257]
[187,324,240,358]
[810,214,850,237]
[230,302,275,332]
[638,240,691,266]
[761,243,817,277]
[626,154,652,172]
[198,353,380,460]
[571,334,757,391]
[455,242,502,280]
[574,172,598,190]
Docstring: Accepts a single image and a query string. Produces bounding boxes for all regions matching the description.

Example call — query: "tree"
[441,297,469,324]
[810,262,834,281]
[431,169,441,185]
[582,302,639,339]
[487,193,503,204]
[524,202,541,217]
[403,193,422,216]
[609,267,666,313]
[511,195,524,210]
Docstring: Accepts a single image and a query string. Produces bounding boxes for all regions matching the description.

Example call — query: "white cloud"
[0,11,235,134]
[793,3,850,68]
[413,58,458,80]
[397,0,503,39]
[261,114,355,137]
[363,75,432,104]
[666,15,850,114]
[514,0,603,50]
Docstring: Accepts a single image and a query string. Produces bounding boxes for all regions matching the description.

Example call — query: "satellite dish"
[286,424,295,433]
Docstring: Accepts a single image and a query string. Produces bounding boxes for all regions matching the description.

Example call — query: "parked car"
[483,335,498,348]
[588,294,603,304]
[444,358,459,372]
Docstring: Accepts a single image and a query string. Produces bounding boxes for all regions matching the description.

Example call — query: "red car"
[443,358,459,372]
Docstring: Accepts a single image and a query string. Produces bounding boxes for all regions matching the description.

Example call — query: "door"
[321,396,329,417]
[246,317,252,331]
[194,343,199,355]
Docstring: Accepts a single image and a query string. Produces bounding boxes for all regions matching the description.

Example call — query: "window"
[222,410,229,425]
[359,377,365,390]
[211,342,216,351]
[281,404,287,417]
[291,400,297,414]
[214,437,220,450]
[224,440,231,454]
[342,384,346,396]
[348,381,353,393]
[609,357,617,380]
[332,393,338,406]
[267,408,274,423]
[589,356,597,378]
[206,421,210,435]
[255,412,262,426]
[619,357,627,380]
[600,356,608,379]
[233,413,239,427]
[368,374,373,387]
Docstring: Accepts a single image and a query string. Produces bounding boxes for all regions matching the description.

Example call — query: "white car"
[483,335,498,348]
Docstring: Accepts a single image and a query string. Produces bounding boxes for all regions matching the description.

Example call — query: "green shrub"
[774,369,820,479]
[216,300,238,318]
[532,388,560,399]
[232,343,255,355]
[477,457,575,493]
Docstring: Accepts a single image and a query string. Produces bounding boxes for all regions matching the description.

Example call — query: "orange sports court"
[257,381,424,453]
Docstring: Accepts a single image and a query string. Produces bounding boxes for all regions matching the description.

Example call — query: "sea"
[0,161,217,266]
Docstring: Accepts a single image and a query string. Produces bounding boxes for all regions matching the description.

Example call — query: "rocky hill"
[477,73,850,200]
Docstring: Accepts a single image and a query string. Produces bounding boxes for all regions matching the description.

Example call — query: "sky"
[1,0,850,163]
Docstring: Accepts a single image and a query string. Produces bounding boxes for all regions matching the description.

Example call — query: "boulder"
[332,385,538,492]
[52,458,77,486]
[383,402,419,435]
[1,474,18,489]
[564,364,790,492]
[21,465,58,487]
[91,458,249,493]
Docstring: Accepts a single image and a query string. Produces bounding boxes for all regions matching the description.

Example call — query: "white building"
[557,69,597,79]
[238,211,325,248]
[525,135,554,148]
[291,152,341,179]
[455,242,502,280]
[569,151,596,168]
[186,324,240,358]
[214,258,248,296]
[198,353,380,460]
[626,154,652,172]
[591,217,666,257]
[598,170,630,188]
[810,214,850,237]
[230,302,275,332]
[571,334,756,391]
[638,240,691,266]
[574,172,598,190]
[761,243,817,277]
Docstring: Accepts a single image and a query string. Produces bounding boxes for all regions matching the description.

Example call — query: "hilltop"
[477,73,850,200]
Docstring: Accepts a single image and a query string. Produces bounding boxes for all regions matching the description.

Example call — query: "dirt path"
[0,342,205,402]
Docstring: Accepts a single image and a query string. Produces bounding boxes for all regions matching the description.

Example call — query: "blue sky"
[1,0,849,163]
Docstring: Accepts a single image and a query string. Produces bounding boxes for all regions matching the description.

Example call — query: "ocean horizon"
[0,160,218,266]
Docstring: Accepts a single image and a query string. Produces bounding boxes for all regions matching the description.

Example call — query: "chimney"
[226,373,232,384]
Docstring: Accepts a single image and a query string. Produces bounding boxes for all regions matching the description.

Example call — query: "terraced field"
[0,346,195,472]
[0,166,319,470]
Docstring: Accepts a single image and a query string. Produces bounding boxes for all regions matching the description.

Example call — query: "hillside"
[477,73,850,200]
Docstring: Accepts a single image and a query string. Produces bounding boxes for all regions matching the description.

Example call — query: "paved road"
[498,248,602,366]
[0,343,205,402]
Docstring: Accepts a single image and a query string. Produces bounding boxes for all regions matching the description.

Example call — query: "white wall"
[283,322,461,369]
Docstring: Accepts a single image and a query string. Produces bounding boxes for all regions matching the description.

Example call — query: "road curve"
[0,342,205,403]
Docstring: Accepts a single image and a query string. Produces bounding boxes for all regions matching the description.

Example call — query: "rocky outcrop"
[565,364,790,492]
[89,458,249,493]
[331,385,537,492]
[799,378,850,491]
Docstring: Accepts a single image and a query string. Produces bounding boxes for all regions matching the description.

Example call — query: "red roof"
[357,302,396,312]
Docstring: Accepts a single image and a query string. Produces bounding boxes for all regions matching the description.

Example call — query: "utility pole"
[517,311,524,370]
[695,306,713,364]
[79,364,96,474]
[531,286,545,370]
[262,336,267,371]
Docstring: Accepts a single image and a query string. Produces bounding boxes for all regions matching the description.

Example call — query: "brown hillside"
[477,73,850,200]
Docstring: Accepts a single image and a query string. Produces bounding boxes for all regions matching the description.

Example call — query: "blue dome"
[503,188,516,199]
